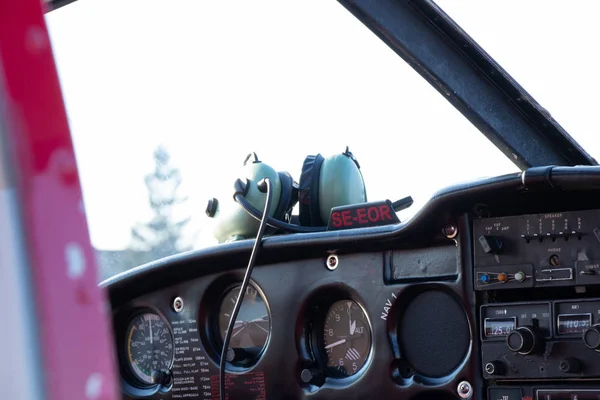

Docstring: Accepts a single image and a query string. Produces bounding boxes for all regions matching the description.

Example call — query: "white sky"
[44,0,599,251]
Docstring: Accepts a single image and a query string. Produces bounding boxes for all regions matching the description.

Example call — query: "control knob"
[479,235,503,254]
[226,347,251,363]
[583,325,600,350]
[506,326,539,355]
[300,368,324,386]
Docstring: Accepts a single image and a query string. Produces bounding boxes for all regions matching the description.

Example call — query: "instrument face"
[322,300,371,377]
[218,285,271,359]
[125,312,174,385]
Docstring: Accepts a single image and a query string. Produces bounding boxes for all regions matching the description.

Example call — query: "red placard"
[0,1,119,399]
[328,200,400,231]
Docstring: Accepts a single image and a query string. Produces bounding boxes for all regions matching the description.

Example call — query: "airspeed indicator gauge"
[125,312,174,386]
[322,300,371,377]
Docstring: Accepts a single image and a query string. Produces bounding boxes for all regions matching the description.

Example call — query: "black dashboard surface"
[103,166,600,400]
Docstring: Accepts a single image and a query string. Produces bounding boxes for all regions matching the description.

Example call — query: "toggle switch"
[479,235,503,254]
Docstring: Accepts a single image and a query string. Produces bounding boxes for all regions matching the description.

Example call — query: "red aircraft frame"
[0,1,118,399]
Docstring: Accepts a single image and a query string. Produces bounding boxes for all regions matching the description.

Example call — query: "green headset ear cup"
[298,154,325,226]
[273,171,297,222]
[317,151,367,224]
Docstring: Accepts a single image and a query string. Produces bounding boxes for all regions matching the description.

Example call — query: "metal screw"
[443,223,458,239]
[172,297,184,313]
[457,381,473,399]
[326,255,339,271]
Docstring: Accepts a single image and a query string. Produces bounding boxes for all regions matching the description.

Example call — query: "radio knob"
[583,325,600,350]
[507,326,538,355]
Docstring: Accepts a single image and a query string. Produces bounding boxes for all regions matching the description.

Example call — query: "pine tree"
[130,146,193,261]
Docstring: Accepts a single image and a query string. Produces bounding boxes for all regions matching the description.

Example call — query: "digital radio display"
[557,313,592,335]
[484,317,516,337]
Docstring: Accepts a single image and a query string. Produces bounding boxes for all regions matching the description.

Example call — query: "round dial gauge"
[125,312,174,385]
[218,285,270,360]
[323,300,371,377]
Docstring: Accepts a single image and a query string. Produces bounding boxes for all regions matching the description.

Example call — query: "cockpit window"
[45,0,519,281]
[436,0,600,158]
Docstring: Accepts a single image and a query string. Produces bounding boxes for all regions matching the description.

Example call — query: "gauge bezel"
[124,311,175,384]
[389,283,471,387]
[303,285,373,380]
[199,274,272,371]
[211,282,271,368]
[113,302,175,397]
[319,299,372,377]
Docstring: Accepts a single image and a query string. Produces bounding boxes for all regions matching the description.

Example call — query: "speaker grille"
[399,290,470,378]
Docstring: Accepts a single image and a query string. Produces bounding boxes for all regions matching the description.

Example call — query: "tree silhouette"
[130,146,193,261]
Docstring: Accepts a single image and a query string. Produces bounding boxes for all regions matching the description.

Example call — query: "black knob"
[150,369,172,387]
[479,235,503,254]
[583,325,600,350]
[507,326,538,355]
[559,358,581,373]
[300,368,324,386]
[484,361,505,376]
[226,347,251,363]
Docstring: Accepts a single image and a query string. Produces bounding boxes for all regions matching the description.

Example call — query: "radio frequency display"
[484,317,516,338]
[557,313,592,335]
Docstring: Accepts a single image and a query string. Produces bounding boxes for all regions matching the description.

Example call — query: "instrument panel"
[103,168,600,399]
[109,247,472,400]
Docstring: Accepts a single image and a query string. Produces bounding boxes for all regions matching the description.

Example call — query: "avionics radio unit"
[481,299,600,380]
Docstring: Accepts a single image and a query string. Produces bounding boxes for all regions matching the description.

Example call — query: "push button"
[514,271,526,282]
[488,387,522,400]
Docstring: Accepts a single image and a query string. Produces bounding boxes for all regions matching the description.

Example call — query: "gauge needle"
[325,339,346,349]
[350,320,356,335]
[149,319,153,344]
[347,303,353,334]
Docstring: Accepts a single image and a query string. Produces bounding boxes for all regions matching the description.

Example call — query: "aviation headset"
[206,147,367,243]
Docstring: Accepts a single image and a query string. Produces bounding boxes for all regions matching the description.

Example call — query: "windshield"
[45,0,519,281]
[437,0,600,156]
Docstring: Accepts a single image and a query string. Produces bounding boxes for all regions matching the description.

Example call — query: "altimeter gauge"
[322,300,371,377]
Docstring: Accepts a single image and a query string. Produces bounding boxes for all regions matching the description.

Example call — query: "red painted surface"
[0,1,119,399]
[330,204,394,228]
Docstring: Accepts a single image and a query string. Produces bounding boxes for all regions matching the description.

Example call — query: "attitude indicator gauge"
[125,312,174,386]
[323,300,371,376]
[218,285,271,365]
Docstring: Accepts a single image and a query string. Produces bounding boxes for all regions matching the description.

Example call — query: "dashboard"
[102,166,600,400]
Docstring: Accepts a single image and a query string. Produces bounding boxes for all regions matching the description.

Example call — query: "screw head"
[326,255,339,271]
[443,223,458,239]
[172,297,184,313]
[457,381,472,399]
